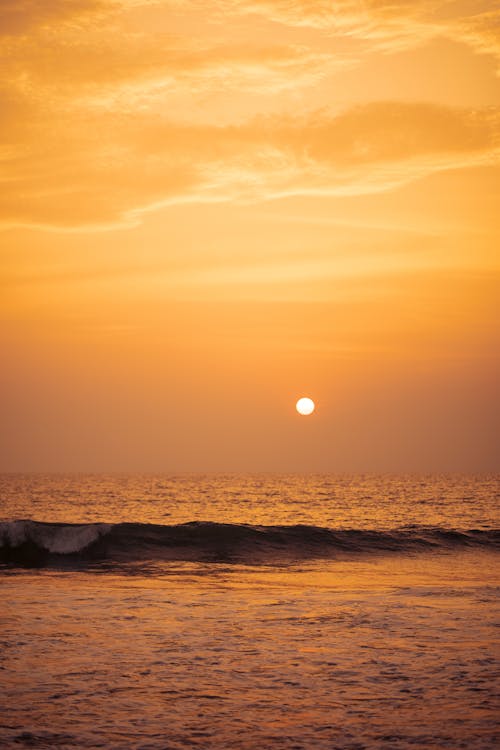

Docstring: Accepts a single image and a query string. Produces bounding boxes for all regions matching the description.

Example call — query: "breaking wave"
[0,519,498,568]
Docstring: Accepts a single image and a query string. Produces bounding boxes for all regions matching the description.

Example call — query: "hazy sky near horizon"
[1,0,499,472]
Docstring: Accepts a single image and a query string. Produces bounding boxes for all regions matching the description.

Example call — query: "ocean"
[1,474,499,749]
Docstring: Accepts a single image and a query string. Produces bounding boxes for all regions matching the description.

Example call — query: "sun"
[296,397,315,416]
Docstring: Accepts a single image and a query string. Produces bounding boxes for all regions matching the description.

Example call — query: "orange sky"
[1,0,499,472]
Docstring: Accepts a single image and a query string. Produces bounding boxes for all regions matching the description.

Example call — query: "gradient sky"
[1,0,499,472]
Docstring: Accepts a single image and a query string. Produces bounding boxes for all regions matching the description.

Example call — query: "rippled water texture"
[1,474,499,749]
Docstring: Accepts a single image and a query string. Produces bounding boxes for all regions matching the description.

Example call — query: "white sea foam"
[0,520,112,554]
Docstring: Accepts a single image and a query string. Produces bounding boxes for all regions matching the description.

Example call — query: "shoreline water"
[1,475,498,749]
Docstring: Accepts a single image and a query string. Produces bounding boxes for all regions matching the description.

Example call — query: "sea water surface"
[1,474,499,749]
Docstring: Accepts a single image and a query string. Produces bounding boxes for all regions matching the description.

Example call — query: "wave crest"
[0,520,498,567]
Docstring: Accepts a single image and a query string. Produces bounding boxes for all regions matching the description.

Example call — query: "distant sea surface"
[1,474,499,749]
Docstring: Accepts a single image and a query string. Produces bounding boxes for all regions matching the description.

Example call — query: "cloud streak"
[213,1,500,68]
[1,0,499,229]
[1,100,498,228]
[0,0,109,36]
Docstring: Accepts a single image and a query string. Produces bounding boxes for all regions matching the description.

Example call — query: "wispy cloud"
[2,34,349,101]
[1,0,498,229]
[0,0,108,36]
[1,99,498,228]
[450,9,500,73]
[211,1,500,68]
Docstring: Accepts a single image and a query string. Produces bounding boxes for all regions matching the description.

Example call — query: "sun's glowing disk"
[296,397,315,415]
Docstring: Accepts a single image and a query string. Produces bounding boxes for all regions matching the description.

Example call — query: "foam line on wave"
[1,520,498,567]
